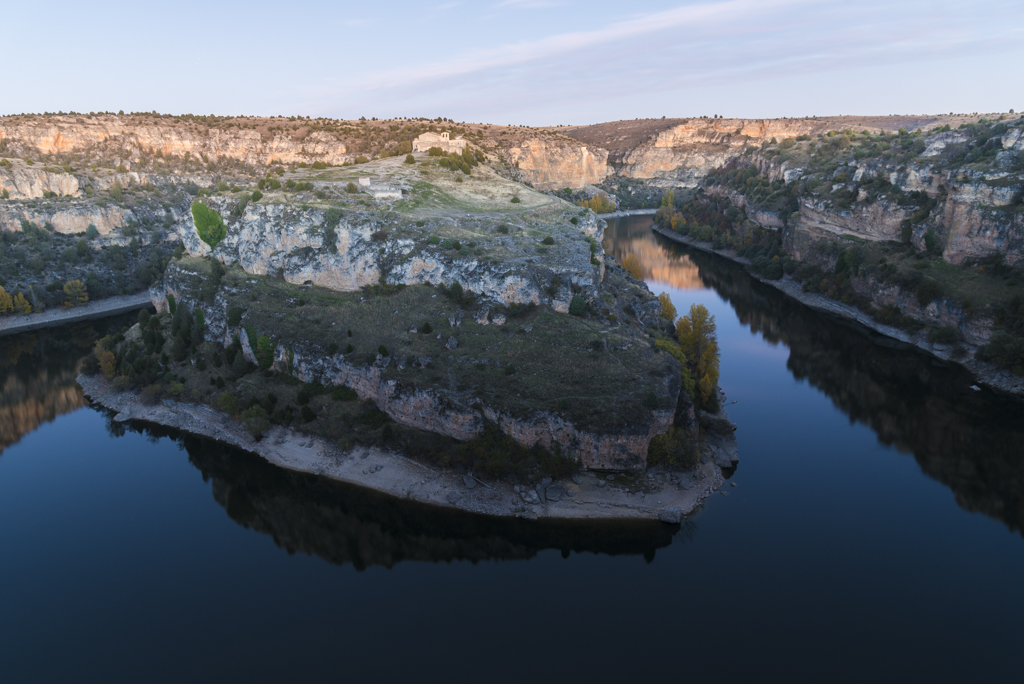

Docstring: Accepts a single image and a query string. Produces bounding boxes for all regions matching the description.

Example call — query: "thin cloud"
[495,0,565,7]
[348,0,810,91]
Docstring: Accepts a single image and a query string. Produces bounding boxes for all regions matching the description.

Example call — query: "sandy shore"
[652,224,1024,397]
[0,292,152,338]
[79,374,738,523]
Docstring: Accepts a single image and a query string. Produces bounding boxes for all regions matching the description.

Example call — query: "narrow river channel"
[1,216,1022,681]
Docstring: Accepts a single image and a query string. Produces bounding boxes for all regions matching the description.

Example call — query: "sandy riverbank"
[78,373,739,523]
[0,292,152,338]
[652,224,1024,397]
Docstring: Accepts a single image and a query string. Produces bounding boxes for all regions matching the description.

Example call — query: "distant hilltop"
[0,110,1013,193]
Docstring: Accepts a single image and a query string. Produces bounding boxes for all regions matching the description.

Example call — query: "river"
[2,215,1022,681]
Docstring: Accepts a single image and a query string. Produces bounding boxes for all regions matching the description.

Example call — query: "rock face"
[495,138,608,190]
[0,165,79,199]
[619,119,819,185]
[0,115,349,166]
[181,197,603,308]
[0,202,137,235]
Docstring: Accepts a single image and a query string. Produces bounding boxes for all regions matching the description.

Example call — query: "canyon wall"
[0,115,350,166]
[620,119,820,185]
[494,138,609,190]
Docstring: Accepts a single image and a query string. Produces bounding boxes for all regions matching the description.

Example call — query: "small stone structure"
[358,176,401,199]
[412,131,468,154]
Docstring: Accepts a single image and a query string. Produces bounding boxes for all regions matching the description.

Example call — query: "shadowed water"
[1,218,1022,681]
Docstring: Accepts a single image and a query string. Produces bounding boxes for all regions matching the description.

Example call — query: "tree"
[242,405,270,437]
[0,287,12,315]
[191,308,205,347]
[677,303,720,407]
[256,334,276,369]
[63,280,88,307]
[12,293,32,314]
[190,201,226,249]
[658,292,677,323]
[622,253,644,280]
[98,349,117,379]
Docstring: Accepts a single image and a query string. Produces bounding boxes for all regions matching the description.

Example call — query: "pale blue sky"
[6,0,1023,124]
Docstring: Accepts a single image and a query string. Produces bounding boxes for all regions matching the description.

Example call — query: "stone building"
[412,131,467,154]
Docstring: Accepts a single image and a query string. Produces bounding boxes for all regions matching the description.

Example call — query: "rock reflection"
[106,420,688,569]
[630,221,1024,535]
[0,314,142,455]
[603,215,704,289]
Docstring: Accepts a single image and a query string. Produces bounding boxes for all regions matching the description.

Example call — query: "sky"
[5,0,1023,125]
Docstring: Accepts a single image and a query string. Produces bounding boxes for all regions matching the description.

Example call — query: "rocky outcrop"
[0,165,79,199]
[494,138,608,190]
[181,197,603,308]
[0,115,349,166]
[617,119,825,185]
[0,201,136,234]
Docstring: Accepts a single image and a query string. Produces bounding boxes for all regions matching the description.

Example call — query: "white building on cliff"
[412,131,467,154]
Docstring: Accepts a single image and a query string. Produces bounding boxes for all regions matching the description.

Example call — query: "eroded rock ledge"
[79,374,737,522]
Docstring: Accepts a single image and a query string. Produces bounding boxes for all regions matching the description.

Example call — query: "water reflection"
[603,216,704,289]
[104,419,686,569]
[0,317,137,455]
[607,215,1024,535]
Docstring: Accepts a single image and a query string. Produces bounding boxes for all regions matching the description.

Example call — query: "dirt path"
[0,292,152,337]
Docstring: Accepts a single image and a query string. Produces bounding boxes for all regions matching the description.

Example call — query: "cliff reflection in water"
[105,421,686,569]
[0,318,136,455]
[603,216,704,289]
[627,218,1024,535]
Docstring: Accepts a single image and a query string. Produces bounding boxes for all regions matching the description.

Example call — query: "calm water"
[2,216,1023,681]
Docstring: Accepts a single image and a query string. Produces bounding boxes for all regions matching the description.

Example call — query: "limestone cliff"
[0,165,79,199]
[0,115,350,166]
[494,138,608,190]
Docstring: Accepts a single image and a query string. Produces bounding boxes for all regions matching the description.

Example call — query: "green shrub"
[354,155,369,164]
[331,386,358,401]
[928,326,960,344]
[297,388,310,405]
[251,190,263,202]
[648,427,698,468]
[227,306,244,327]
[301,405,316,422]
[378,344,390,357]
[311,161,329,170]
[346,182,358,193]
[915,277,944,306]
[569,295,585,316]
[976,331,1024,375]
[86,224,99,239]
[242,405,270,437]
[404,154,415,164]
[541,236,554,245]
[256,334,276,369]
[166,293,177,315]
[191,201,227,249]
[217,391,240,416]
[510,196,521,204]
[421,322,433,334]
